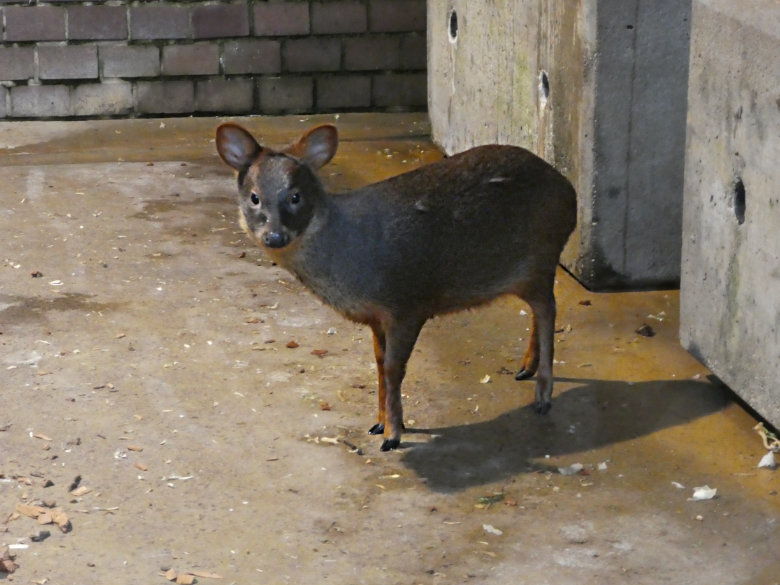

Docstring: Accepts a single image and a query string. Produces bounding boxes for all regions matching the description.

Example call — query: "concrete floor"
[0,114,777,585]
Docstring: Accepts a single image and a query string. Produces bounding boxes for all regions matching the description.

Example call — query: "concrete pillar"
[680,0,780,428]
[428,0,692,290]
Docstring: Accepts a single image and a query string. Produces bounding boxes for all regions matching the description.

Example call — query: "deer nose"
[262,231,289,249]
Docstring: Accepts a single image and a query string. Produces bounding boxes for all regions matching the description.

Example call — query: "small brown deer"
[216,123,576,451]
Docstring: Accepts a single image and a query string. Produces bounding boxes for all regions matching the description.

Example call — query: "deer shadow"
[399,376,730,492]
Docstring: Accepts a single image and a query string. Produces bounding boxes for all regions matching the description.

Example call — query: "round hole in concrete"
[733,178,746,225]
[540,71,550,98]
[538,70,550,108]
[448,9,458,43]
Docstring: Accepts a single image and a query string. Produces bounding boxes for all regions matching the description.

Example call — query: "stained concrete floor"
[0,113,777,585]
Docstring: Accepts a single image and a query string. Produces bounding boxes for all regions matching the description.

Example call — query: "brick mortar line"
[1,33,424,47]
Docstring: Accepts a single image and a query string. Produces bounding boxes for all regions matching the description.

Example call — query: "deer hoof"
[380,438,400,451]
[535,400,552,415]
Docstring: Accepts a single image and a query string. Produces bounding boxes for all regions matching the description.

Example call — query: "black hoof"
[368,423,384,435]
[535,401,552,415]
[380,438,401,451]
[515,368,534,381]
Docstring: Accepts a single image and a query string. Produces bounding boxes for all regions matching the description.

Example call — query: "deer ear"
[288,124,338,170]
[216,123,263,171]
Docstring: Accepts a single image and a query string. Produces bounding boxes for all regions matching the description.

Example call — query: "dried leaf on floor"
[68,475,82,492]
[30,530,50,542]
[13,503,71,532]
[54,511,71,532]
[753,422,780,451]
[15,503,48,519]
[475,493,504,509]
[558,463,584,476]
[635,323,655,337]
[190,569,224,578]
[0,546,17,573]
[757,451,776,469]
[689,485,717,501]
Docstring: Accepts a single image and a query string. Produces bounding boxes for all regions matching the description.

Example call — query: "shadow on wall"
[400,376,730,492]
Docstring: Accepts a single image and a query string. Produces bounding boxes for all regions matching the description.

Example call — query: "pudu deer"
[216,123,576,451]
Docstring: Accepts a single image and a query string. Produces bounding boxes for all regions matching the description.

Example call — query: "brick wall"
[0,0,427,119]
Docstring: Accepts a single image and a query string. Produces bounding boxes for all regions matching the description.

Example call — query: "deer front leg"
[368,325,387,436]
[378,317,425,451]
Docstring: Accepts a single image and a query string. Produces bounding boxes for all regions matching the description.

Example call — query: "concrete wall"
[428,0,692,290]
[680,0,780,428]
[0,0,426,118]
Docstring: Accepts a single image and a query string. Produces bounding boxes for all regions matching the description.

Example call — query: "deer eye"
[250,192,260,206]
[288,191,301,205]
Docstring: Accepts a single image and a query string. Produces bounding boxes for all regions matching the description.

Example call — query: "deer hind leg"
[515,280,556,414]
[515,311,539,381]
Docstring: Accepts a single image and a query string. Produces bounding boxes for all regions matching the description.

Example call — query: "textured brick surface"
[136,80,194,114]
[130,5,189,40]
[316,75,370,109]
[254,2,309,36]
[222,39,281,75]
[11,85,70,117]
[72,81,133,116]
[400,33,426,69]
[284,38,341,72]
[39,45,99,80]
[369,0,426,32]
[0,46,35,81]
[162,43,219,76]
[373,73,426,107]
[69,5,127,40]
[312,1,367,34]
[193,3,250,39]
[101,44,160,78]
[4,5,66,42]
[0,0,426,118]
[258,76,313,113]
[196,78,254,112]
[344,36,400,71]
